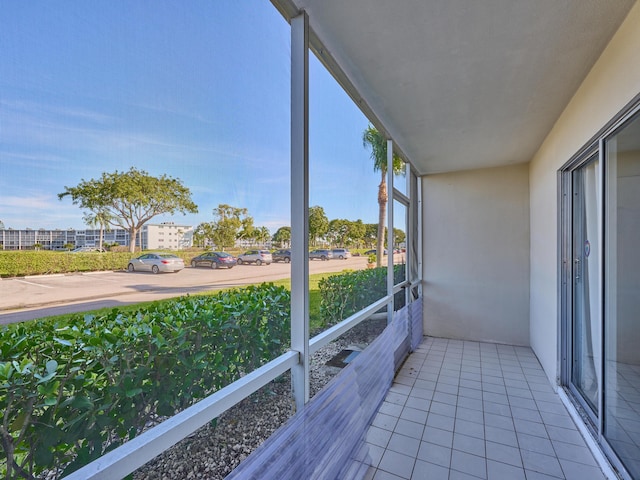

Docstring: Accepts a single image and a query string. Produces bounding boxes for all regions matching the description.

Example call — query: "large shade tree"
[210,204,252,250]
[59,167,198,253]
[272,226,291,248]
[362,126,405,266]
[394,227,406,246]
[308,205,329,247]
[327,218,350,247]
[363,223,378,248]
[237,215,255,245]
[348,219,366,248]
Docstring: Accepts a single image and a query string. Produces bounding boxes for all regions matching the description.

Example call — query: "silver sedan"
[127,253,185,274]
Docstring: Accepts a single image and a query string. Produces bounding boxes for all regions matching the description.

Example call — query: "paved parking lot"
[0,255,402,324]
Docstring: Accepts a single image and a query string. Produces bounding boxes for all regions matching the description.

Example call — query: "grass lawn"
[269,273,332,331]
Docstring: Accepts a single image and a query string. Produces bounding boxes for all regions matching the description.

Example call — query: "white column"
[417,173,424,299]
[387,139,394,324]
[290,11,310,410]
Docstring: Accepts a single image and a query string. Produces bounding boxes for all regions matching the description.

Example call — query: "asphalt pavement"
[0,255,391,324]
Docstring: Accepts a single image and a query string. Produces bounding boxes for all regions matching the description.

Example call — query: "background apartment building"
[140,223,193,251]
[0,222,193,251]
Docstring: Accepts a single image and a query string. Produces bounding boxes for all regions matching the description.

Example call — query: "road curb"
[24,273,65,280]
[81,270,121,275]
[7,270,120,281]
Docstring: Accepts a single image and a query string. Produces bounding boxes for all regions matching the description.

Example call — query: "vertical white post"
[405,169,411,307]
[387,139,394,324]
[291,12,310,410]
[417,174,424,299]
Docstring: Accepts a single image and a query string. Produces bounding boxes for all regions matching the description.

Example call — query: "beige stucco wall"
[529,2,640,385]
[422,163,530,345]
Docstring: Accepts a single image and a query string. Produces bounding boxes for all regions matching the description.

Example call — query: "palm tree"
[83,209,113,251]
[255,226,271,247]
[362,125,405,266]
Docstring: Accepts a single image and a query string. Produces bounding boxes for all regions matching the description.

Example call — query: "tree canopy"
[326,218,367,247]
[58,167,198,253]
[308,205,329,246]
[194,205,276,249]
[212,204,248,250]
[272,226,291,247]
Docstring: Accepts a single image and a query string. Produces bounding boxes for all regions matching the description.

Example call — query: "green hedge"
[0,251,216,277]
[318,265,406,326]
[0,284,290,479]
[0,251,135,277]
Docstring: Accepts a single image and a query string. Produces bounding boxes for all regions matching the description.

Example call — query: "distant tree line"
[304,205,405,249]
[193,204,272,250]
[192,203,405,251]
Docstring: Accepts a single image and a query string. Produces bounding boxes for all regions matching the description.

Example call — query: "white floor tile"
[364,338,607,480]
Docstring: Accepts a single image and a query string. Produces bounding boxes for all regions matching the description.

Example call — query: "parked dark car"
[364,249,388,256]
[190,251,237,269]
[309,249,333,261]
[272,249,291,263]
[237,249,272,265]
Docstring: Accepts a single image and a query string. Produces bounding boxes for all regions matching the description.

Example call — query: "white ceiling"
[279,0,636,175]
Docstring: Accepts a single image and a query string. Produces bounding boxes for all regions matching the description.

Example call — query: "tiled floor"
[364,337,609,480]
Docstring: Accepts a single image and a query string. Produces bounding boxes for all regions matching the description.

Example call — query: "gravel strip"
[133,316,386,480]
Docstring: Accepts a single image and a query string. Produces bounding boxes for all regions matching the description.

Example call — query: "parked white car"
[236,250,272,265]
[127,253,185,273]
[331,248,351,259]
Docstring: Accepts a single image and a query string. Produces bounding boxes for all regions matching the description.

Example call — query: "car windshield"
[160,254,179,259]
[217,252,231,257]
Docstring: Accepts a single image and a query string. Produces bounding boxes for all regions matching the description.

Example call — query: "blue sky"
[0,0,387,233]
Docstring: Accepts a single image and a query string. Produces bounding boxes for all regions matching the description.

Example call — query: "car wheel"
[152,265,159,274]
[321,255,327,261]
[237,258,243,265]
[339,255,344,259]
[191,260,197,267]
[128,263,135,272]
[210,262,217,269]
[284,257,290,263]
[256,259,262,266]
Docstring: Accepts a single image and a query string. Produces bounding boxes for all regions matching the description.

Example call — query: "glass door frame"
[560,145,604,432]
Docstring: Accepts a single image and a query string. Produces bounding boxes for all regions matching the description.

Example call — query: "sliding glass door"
[564,110,640,480]
[570,155,601,416]
[604,115,640,479]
